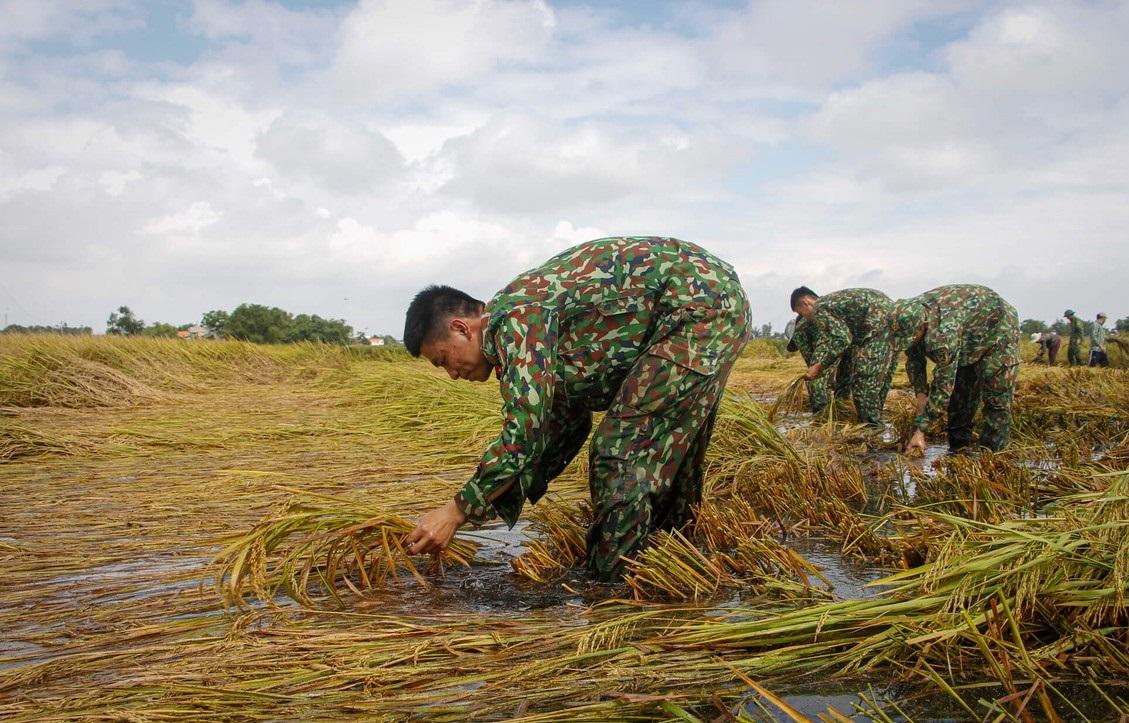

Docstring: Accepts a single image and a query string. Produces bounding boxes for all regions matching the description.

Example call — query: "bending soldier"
[892,284,1020,454]
[789,286,897,427]
[401,237,750,581]
[1031,331,1061,365]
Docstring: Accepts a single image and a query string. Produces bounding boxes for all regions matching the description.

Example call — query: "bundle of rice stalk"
[766,374,807,422]
[913,450,1038,523]
[705,394,802,500]
[211,488,478,608]
[1107,336,1128,368]
[623,529,728,601]
[511,499,591,583]
[691,497,776,552]
[623,526,830,603]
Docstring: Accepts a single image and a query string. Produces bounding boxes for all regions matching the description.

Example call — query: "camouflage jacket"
[810,288,893,369]
[456,237,745,526]
[905,284,1019,432]
[1068,316,1084,342]
[791,316,818,362]
[1090,323,1107,348]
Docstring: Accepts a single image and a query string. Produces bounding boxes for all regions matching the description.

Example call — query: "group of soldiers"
[400,237,1060,581]
[785,284,1019,456]
[1031,310,1111,367]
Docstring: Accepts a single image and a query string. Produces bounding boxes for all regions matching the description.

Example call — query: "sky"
[1,0,1126,337]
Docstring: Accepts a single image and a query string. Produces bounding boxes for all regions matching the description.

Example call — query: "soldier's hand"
[904,430,927,457]
[403,499,467,555]
[804,363,823,381]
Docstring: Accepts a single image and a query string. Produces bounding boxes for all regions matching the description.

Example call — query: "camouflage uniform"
[1067,315,1084,366]
[1089,322,1109,367]
[892,284,1019,452]
[808,288,896,426]
[789,316,834,413]
[453,237,750,580]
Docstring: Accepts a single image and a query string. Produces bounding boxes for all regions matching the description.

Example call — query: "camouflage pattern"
[808,288,896,426]
[454,237,750,580]
[790,316,833,413]
[1089,321,1109,367]
[1067,315,1084,366]
[896,284,1019,452]
[1089,321,1107,350]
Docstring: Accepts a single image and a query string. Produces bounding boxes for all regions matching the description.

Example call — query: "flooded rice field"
[2,337,1128,720]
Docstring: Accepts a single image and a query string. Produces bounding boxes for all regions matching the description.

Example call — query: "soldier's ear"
[449,317,472,339]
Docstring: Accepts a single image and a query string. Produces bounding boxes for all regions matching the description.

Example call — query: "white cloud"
[705,0,946,88]
[143,201,222,235]
[255,110,404,193]
[332,0,556,102]
[1,0,1127,337]
[0,0,143,49]
[437,115,745,213]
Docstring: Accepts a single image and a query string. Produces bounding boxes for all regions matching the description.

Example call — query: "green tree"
[106,306,144,336]
[1020,319,1049,334]
[225,304,293,344]
[201,309,229,338]
[290,314,353,344]
[1115,317,1129,333]
[141,322,179,338]
[2,324,92,335]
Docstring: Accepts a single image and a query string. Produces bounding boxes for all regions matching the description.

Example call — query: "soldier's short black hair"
[790,286,818,311]
[403,285,485,357]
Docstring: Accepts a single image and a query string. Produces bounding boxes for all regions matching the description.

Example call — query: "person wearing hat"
[1031,330,1062,365]
[890,284,1019,454]
[789,286,896,427]
[1064,309,1084,366]
[786,314,835,414]
[1089,313,1109,367]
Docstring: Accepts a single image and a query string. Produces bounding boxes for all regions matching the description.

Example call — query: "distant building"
[178,325,212,340]
[368,336,386,346]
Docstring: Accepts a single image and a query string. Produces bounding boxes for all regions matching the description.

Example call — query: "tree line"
[98,304,366,345]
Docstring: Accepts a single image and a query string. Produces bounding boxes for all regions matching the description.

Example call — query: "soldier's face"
[420,318,493,383]
[793,296,817,320]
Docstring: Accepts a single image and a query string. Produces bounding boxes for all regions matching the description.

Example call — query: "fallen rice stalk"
[211,488,479,607]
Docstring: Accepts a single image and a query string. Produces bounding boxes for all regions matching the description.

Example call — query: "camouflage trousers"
[806,372,832,413]
[830,336,896,426]
[947,349,1019,453]
[584,293,750,581]
[1068,339,1083,366]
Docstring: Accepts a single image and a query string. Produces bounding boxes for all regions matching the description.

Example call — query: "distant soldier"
[1089,312,1109,367]
[1065,309,1084,366]
[789,286,896,427]
[892,284,1020,453]
[786,315,833,414]
[401,237,750,581]
[1031,331,1062,365]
